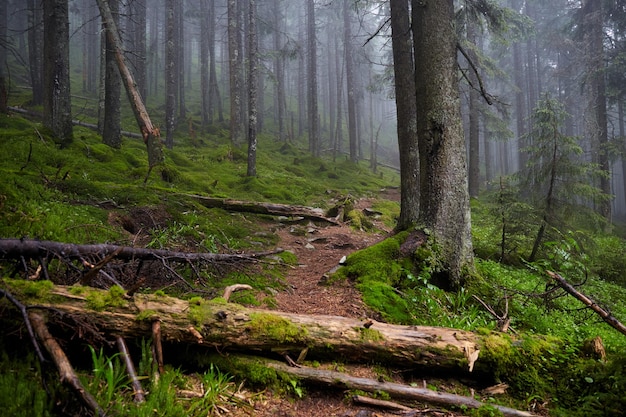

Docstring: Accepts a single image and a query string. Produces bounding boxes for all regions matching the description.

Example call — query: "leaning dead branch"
[116,336,145,403]
[547,271,626,337]
[0,288,46,362]
[28,311,105,417]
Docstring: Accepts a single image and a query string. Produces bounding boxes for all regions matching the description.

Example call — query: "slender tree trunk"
[200,0,210,128]
[412,0,474,289]
[165,0,177,149]
[207,0,222,123]
[102,0,122,149]
[306,0,319,156]
[43,0,73,146]
[130,0,147,100]
[344,0,358,162]
[228,0,244,145]
[247,0,258,177]
[0,0,7,114]
[390,0,419,230]
[177,0,186,121]
[27,0,44,107]
[273,0,286,142]
[467,20,480,198]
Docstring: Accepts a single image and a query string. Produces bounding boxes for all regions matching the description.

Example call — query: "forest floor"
[230,189,470,417]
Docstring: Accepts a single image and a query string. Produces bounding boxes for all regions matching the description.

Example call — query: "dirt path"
[271,189,398,319]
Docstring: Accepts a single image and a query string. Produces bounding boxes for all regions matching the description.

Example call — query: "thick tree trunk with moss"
[411,0,474,289]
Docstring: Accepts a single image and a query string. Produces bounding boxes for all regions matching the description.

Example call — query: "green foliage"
[0,348,54,416]
[86,345,129,406]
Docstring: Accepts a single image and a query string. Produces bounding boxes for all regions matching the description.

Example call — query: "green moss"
[357,327,385,342]
[247,313,308,344]
[1,279,56,302]
[136,309,159,321]
[86,285,128,311]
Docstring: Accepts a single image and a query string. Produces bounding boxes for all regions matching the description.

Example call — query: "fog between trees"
[1,0,626,221]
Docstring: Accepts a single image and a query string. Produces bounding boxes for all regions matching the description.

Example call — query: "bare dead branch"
[547,271,626,337]
[116,336,145,403]
[28,311,106,416]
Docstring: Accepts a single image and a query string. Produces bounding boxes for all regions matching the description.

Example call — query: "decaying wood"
[223,284,253,302]
[0,238,282,264]
[264,361,536,417]
[10,282,481,373]
[28,311,105,417]
[116,336,145,403]
[352,394,413,411]
[186,194,339,224]
[547,271,626,337]
[152,320,164,375]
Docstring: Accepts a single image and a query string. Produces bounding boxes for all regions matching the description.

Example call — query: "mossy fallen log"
[2,279,566,382]
[185,194,339,224]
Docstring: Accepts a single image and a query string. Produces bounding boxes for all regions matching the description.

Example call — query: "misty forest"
[1,0,626,416]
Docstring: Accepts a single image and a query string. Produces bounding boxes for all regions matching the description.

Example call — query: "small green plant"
[86,345,129,406]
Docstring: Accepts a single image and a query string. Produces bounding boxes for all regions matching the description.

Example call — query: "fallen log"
[264,360,537,417]
[0,238,282,264]
[185,194,339,225]
[5,279,481,374]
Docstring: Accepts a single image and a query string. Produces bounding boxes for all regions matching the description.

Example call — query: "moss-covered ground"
[2,101,626,416]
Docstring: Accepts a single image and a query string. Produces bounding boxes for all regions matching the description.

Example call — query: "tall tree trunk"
[0,0,7,114]
[582,0,611,221]
[343,0,358,162]
[273,0,286,142]
[27,0,44,107]
[43,0,73,146]
[102,0,122,149]
[306,0,319,156]
[228,0,244,145]
[165,0,177,149]
[177,0,186,121]
[207,0,222,123]
[130,0,147,100]
[466,20,480,198]
[412,0,474,290]
[200,0,210,128]
[334,32,344,158]
[247,0,258,177]
[390,0,419,230]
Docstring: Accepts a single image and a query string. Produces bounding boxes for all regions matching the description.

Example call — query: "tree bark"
[307,0,319,156]
[165,0,177,149]
[95,0,164,169]
[102,0,122,149]
[412,0,474,289]
[390,0,420,229]
[343,0,358,162]
[247,0,258,177]
[43,0,73,146]
[227,0,244,146]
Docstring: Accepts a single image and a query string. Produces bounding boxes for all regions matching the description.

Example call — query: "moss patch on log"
[247,312,309,344]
